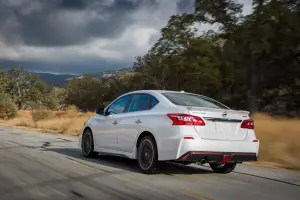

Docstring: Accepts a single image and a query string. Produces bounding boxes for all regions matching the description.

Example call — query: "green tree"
[0,92,17,119]
[194,0,243,35]
[43,87,68,110]
[66,77,107,111]
[190,0,300,113]
[133,13,229,101]
[8,66,45,109]
[0,69,9,93]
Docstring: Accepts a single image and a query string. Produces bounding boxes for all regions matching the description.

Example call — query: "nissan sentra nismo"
[78,90,259,174]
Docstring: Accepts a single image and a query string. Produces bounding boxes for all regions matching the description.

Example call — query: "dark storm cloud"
[0,0,159,47]
[59,0,90,10]
[0,0,198,75]
[177,0,195,13]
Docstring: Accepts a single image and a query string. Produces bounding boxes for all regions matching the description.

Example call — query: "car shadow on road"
[43,147,213,175]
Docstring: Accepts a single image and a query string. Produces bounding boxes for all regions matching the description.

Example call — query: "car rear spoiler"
[185,106,250,116]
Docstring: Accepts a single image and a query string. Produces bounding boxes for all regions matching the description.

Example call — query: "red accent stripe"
[191,151,223,155]
[184,136,194,140]
[180,153,191,160]
[232,153,257,156]
[179,151,256,160]
[179,151,223,160]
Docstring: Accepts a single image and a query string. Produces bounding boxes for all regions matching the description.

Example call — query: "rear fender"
[132,127,158,159]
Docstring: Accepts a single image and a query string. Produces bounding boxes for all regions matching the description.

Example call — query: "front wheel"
[137,136,158,174]
[81,129,99,158]
[209,163,237,174]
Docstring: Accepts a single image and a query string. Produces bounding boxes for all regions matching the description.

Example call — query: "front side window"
[106,95,131,115]
[128,94,151,112]
[162,92,229,109]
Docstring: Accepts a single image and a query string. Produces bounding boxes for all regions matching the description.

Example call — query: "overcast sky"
[0,0,252,75]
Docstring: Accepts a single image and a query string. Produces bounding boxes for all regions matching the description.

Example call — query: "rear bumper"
[157,130,260,161]
[177,151,257,163]
[174,131,260,162]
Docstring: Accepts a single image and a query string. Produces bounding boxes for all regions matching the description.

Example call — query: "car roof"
[122,90,218,102]
[121,90,213,100]
[109,90,230,110]
[125,90,188,95]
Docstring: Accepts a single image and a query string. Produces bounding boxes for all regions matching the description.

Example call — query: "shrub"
[25,101,45,110]
[31,110,52,122]
[0,93,17,120]
[66,105,79,111]
[43,87,68,110]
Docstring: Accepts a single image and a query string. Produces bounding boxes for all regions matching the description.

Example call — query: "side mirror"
[96,108,105,115]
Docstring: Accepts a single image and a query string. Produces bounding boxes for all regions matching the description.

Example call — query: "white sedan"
[79,90,259,174]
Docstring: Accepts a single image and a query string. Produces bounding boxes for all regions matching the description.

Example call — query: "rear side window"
[128,94,151,112]
[149,96,159,109]
[127,94,159,112]
[162,92,229,109]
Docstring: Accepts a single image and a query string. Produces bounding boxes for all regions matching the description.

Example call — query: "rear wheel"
[81,129,98,158]
[137,135,158,174]
[209,163,237,174]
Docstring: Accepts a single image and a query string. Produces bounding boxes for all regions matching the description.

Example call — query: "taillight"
[241,119,254,129]
[167,114,205,126]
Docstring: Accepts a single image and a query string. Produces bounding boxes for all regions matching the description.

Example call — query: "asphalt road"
[0,127,299,200]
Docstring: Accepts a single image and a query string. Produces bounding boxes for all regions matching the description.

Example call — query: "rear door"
[117,93,155,153]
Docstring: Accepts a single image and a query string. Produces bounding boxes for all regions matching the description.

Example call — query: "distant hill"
[85,67,133,79]
[33,73,76,87]
[33,67,133,87]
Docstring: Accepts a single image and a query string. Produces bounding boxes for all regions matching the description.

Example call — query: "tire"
[137,135,158,174]
[81,129,99,158]
[209,163,237,174]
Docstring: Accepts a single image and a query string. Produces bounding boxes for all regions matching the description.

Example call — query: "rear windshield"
[162,92,229,109]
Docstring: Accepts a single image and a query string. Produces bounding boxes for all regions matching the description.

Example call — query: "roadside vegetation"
[252,114,300,170]
[0,109,94,136]
[0,0,299,170]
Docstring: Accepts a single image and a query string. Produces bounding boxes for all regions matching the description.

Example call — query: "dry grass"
[252,113,300,170]
[0,109,95,136]
[0,110,299,170]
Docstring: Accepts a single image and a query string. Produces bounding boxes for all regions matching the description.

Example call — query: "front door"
[95,95,131,151]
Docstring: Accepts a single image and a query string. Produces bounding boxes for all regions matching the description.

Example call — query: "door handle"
[135,119,142,124]
[113,120,118,125]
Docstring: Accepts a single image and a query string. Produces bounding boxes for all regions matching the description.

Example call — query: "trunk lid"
[186,107,250,141]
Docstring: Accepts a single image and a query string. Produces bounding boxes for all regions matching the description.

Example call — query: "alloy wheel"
[82,132,92,156]
[139,140,154,170]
